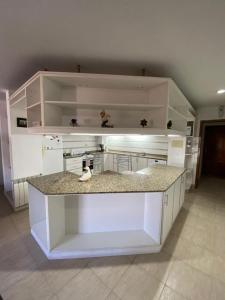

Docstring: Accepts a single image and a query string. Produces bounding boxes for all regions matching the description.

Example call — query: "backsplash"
[105,135,168,156]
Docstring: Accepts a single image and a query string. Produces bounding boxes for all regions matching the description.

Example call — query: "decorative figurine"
[79,166,92,182]
[167,120,173,129]
[140,119,148,128]
[70,119,78,127]
[100,110,114,128]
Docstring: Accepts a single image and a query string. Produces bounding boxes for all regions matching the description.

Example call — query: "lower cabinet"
[172,177,181,222]
[161,184,174,243]
[104,154,116,171]
[161,172,185,244]
[64,157,83,175]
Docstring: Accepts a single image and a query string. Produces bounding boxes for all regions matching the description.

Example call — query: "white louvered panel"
[13,183,20,208]
[24,182,29,204]
[62,136,99,154]
[19,182,25,206]
[106,136,168,156]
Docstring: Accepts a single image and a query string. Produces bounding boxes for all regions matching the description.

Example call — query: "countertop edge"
[27,168,186,196]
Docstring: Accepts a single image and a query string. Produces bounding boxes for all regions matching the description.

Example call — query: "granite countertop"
[27,165,185,195]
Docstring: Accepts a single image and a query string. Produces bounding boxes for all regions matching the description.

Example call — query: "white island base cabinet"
[28,174,185,259]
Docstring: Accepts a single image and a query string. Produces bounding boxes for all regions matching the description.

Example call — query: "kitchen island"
[27,165,186,259]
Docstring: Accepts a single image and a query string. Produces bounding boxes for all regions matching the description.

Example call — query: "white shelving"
[9,71,195,135]
[51,231,158,259]
[28,171,185,259]
[44,100,164,111]
[28,126,185,136]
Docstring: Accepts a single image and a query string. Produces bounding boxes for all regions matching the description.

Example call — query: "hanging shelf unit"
[9,71,195,136]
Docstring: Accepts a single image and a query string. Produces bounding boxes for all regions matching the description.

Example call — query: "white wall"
[62,135,99,154]
[105,135,168,156]
[196,105,225,135]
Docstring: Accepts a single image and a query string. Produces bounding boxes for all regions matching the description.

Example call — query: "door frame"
[195,119,225,187]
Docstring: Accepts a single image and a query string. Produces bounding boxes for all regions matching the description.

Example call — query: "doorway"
[196,120,225,186]
[202,125,225,177]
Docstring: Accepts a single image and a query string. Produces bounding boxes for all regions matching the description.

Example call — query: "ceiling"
[1,0,225,108]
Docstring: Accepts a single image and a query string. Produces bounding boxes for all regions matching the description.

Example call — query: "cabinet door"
[161,184,174,243]
[65,158,82,175]
[180,173,186,208]
[131,157,138,171]
[172,177,181,222]
[104,154,114,171]
[137,157,148,171]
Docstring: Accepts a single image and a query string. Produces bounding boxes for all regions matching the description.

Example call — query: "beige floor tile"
[57,268,111,300]
[10,209,30,235]
[213,233,225,259]
[0,235,29,262]
[163,234,198,262]
[171,223,195,241]
[187,248,215,276]
[159,286,187,300]
[1,270,53,300]
[22,233,48,266]
[211,255,225,284]
[0,217,19,247]
[0,238,38,293]
[88,255,131,289]
[39,258,89,293]
[211,278,225,300]
[0,253,37,293]
[106,292,121,300]
[166,261,212,300]
[1,175,225,300]
[134,251,174,283]
[191,226,215,251]
[113,264,164,300]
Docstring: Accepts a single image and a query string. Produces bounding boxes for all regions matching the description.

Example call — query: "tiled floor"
[1,177,225,300]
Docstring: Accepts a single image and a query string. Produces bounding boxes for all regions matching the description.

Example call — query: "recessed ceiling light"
[217,89,225,94]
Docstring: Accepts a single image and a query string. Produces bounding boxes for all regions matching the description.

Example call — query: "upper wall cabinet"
[9,71,195,135]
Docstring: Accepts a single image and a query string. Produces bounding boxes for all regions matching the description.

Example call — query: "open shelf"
[44,100,164,111]
[168,105,188,120]
[9,71,194,137]
[28,126,185,136]
[27,103,42,127]
[26,101,41,110]
[50,230,158,258]
[10,89,26,107]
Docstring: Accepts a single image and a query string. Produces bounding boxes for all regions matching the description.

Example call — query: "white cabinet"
[131,157,148,171]
[161,184,175,243]
[137,157,148,170]
[131,157,138,171]
[64,157,83,175]
[104,154,115,171]
[161,174,185,243]
[9,71,195,135]
[172,177,181,222]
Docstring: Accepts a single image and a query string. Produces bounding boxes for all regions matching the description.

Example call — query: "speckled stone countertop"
[27,165,185,195]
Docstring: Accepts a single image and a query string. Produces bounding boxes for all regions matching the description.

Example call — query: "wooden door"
[202,125,225,177]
